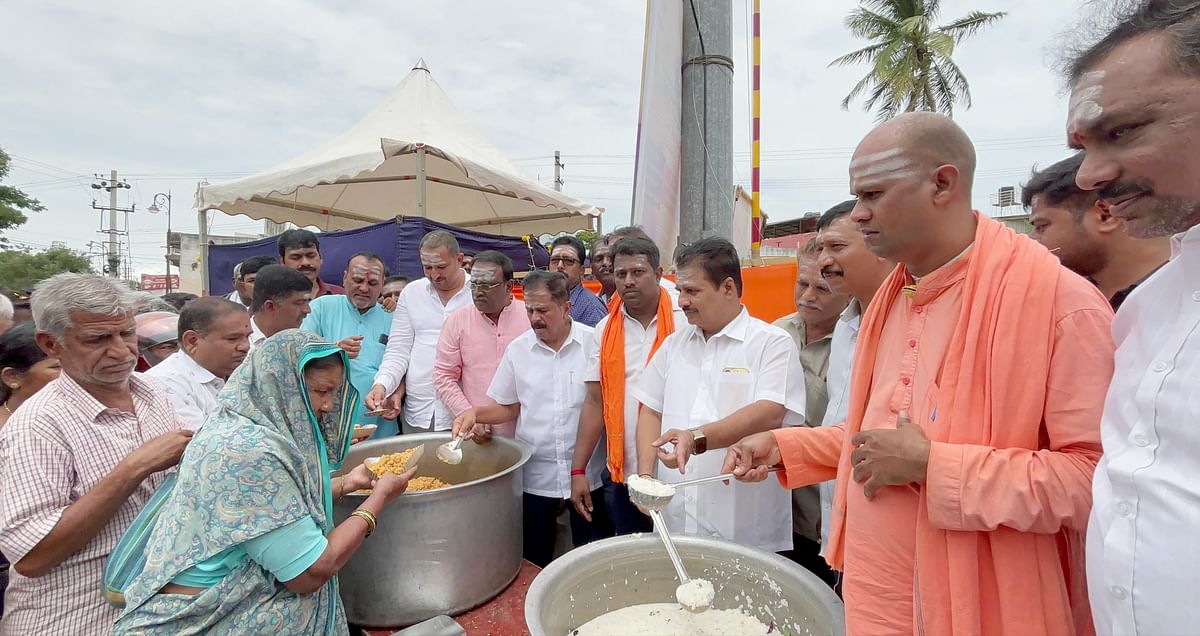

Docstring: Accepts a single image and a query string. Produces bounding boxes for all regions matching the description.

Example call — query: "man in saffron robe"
[724,112,1115,635]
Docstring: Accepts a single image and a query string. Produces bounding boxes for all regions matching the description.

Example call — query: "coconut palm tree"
[832,0,1006,121]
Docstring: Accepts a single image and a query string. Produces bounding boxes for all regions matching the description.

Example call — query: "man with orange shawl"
[570,236,685,535]
[724,112,1115,635]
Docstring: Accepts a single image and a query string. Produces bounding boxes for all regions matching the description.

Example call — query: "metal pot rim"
[342,432,532,498]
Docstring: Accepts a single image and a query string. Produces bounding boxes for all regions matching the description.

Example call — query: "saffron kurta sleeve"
[925,305,1113,534]
[773,425,845,489]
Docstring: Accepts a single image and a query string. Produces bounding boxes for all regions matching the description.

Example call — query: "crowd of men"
[1,2,1200,633]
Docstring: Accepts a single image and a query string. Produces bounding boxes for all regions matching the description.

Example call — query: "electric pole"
[554,150,564,192]
[679,0,734,246]
[91,171,132,279]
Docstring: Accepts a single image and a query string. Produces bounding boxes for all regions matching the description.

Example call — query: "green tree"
[0,147,46,244]
[832,0,1006,121]
[574,229,600,250]
[0,246,94,291]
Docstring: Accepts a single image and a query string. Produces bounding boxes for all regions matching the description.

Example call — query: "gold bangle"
[350,509,377,536]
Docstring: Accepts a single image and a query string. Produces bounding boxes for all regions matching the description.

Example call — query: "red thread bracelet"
[570,468,586,477]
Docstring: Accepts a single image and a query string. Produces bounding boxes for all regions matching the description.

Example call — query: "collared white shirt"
[632,307,806,552]
[226,289,248,308]
[374,277,473,431]
[818,299,862,553]
[248,315,267,350]
[1088,224,1198,636]
[489,321,605,498]
[146,350,224,429]
[586,300,687,475]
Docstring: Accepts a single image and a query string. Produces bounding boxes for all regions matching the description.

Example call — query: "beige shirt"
[0,373,190,635]
[773,312,833,544]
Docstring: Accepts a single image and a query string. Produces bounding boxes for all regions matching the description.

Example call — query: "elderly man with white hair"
[0,294,12,334]
[0,274,194,635]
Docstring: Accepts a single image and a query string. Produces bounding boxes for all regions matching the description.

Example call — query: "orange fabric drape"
[598,291,675,483]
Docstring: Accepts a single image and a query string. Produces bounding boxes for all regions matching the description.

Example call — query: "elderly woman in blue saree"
[114,330,414,635]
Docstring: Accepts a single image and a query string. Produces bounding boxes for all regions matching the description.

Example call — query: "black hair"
[347,251,390,277]
[550,235,587,263]
[674,237,743,296]
[178,296,247,340]
[0,322,46,403]
[815,200,858,231]
[161,292,199,311]
[521,270,571,303]
[608,226,653,242]
[239,255,278,280]
[384,275,409,285]
[470,250,515,281]
[1020,153,1094,219]
[609,237,661,270]
[1067,1,1200,83]
[251,265,312,312]
[277,229,321,258]
[419,229,461,254]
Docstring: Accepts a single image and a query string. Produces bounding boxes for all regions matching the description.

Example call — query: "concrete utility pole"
[90,171,132,278]
[680,0,734,246]
[554,150,564,192]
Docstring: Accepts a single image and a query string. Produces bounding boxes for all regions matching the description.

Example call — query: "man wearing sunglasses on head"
[550,235,608,327]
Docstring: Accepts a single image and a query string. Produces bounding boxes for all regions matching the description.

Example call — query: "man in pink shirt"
[433,251,529,439]
[725,113,1114,635]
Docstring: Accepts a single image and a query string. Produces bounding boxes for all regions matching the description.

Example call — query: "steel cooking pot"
[333,433,531,628]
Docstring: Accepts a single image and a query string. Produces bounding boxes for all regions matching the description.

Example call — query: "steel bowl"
[525,534,845,636]
[333,433,531,628]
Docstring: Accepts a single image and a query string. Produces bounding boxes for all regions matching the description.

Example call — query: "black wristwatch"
[692,429,708,455]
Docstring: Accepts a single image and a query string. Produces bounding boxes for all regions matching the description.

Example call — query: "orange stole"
[598,290,675,483]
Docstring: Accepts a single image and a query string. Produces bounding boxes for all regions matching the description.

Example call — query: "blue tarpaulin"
[206,216,550,296]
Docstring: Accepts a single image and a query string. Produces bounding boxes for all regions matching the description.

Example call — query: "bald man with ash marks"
[724,112,1115,635]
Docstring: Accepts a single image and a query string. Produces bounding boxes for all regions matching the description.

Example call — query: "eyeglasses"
[469,281,505,291]
[549,257,580,266]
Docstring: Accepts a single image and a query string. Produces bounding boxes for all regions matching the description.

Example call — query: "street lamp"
[147,191,173,292]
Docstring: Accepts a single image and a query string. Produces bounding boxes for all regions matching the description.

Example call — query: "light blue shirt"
[302,295,396,437]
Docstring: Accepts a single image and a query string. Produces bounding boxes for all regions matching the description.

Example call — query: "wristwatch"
[692,429,708,455]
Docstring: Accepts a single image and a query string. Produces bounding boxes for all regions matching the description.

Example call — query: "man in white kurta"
[1066,14,1200,634]
[633,238,806,553]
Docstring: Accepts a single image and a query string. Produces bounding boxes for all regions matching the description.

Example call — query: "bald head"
[850,112,977,198]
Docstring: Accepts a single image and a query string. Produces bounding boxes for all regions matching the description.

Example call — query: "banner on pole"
[139,274,180,291]
[630,0,683,265]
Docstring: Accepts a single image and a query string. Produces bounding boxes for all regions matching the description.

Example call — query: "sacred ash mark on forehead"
[420,252,451,268]
[470,266,500,284]
[1068,71,1105,135]
[849,147,919,186]
[348,262,384,279]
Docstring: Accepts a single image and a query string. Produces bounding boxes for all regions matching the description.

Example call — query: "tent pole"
[198,207,210,295]
[417,145,428,217]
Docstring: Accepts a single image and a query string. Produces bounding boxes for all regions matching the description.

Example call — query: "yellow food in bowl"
[370,448,420,475]
[407,476,450,491]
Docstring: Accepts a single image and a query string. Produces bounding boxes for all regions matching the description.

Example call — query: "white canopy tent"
[196,60,601,282]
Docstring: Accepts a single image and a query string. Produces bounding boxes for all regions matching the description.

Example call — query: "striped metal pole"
[750,0,762,260]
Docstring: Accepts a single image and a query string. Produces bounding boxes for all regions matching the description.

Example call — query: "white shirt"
[374,278,473,431]
[1088,224,1198,636]
[145,351,224,429]
[226,289,248,308]
[632,307,806,552]
[248,315,267,349]
[818,299,862,553]
[586,300,687,475]
[488,321,605,498]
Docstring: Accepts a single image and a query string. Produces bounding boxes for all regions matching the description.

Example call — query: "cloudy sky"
[2,0,1087,277]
